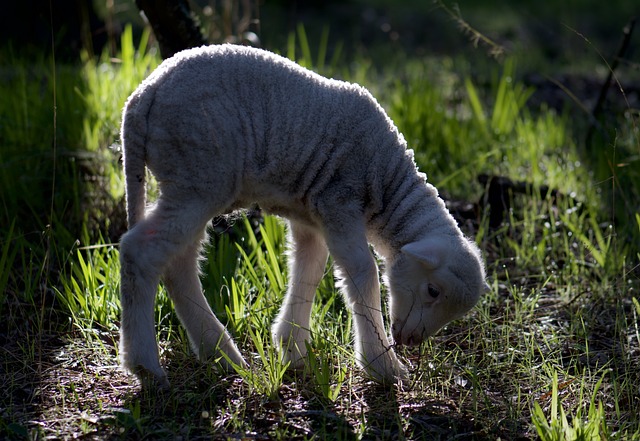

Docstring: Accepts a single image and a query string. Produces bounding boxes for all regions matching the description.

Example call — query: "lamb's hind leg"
[272,222,328,369]
[119,198,219,388]
[163,233,245,371]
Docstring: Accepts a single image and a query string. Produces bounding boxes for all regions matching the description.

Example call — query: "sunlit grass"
[1,23,639,440]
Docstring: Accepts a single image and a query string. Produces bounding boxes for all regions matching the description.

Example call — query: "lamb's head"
[387,236,488,347]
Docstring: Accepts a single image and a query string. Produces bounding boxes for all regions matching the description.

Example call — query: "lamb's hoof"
[273,338,311,371]
[281,346,308,371]
[360,350,409,386]
[272,324,310,370]
[393,362,410,386]
[214,350,248,373]
[367,363,409,387]
[133,365,170,391]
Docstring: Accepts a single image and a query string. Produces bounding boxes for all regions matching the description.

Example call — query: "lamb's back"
[137,45,411,220]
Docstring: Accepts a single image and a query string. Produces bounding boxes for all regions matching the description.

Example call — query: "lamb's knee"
[119,228,168,284]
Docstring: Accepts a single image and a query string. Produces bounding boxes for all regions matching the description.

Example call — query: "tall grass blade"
[259,223,285,292]
[317,25,330,70]
[296,23,312,67]
[0,219,19,312]
[464,77,488,134]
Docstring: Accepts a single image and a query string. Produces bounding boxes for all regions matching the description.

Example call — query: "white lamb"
[119,44,489,388]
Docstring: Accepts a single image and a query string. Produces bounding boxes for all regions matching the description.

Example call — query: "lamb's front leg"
[325,227,407,384]
[272,222,329,369]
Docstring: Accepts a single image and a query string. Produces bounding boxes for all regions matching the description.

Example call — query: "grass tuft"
[532,371,606,441]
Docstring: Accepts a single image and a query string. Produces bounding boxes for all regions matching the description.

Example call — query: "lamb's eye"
[427,284,440,298]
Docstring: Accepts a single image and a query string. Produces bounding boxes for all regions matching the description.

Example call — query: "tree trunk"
[136,0,207,59]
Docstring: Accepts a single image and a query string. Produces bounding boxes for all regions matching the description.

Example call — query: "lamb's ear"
[400,239,445,269]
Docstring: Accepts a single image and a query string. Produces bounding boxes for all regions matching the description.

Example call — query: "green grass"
[1,19,639,441]
[531,372,606,441]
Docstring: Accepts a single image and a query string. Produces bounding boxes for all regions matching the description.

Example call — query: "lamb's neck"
[368,172,460,260]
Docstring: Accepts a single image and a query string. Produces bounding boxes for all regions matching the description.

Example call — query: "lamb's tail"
[121,91,150,229]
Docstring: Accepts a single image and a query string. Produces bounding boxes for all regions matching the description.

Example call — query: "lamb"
[118,44,489,389]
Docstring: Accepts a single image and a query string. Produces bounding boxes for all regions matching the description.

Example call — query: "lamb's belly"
[235,178,321,227]
[259,198,318,227]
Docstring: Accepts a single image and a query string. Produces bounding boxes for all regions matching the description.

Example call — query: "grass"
[1,15,639,441]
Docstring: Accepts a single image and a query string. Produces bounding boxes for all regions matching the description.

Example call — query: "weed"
[532,371,606,441]
[54,241,121,332]
[233,325,290,401]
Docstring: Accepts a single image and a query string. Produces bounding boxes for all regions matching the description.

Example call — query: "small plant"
[220,216,285,335]
[286,24,343,76]
[109,400,145,436]
[305,340,348,403]
[531,371,606,441]
[54,238,121,333]
[78,25,159,154]
[225,325,290,401]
